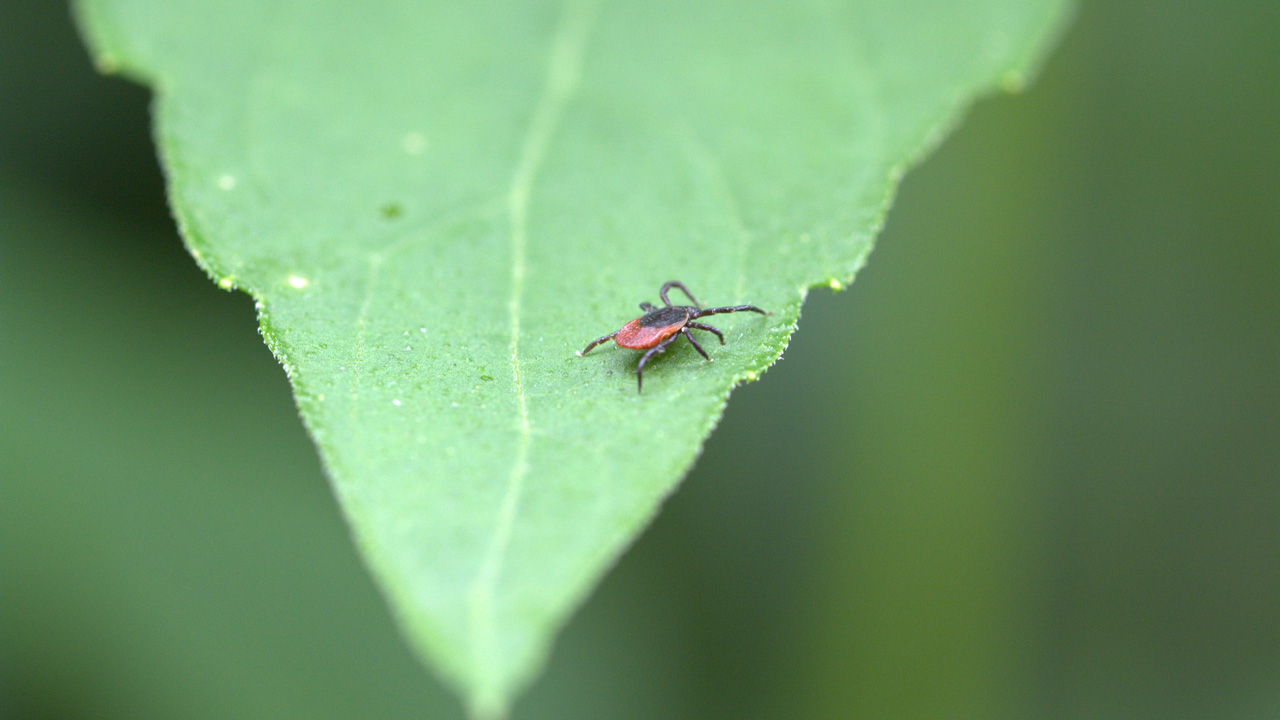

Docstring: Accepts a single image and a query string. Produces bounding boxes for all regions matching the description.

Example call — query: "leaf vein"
[467,0,599,703]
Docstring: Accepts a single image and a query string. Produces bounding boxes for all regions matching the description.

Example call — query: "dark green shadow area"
[3,1,1277,719]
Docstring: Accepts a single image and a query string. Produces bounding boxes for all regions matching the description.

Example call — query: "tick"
[578,281,768,392]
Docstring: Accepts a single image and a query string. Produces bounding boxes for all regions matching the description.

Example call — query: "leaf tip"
[467,690,511,720]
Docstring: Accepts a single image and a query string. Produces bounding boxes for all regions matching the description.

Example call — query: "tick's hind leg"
[681,327,712,361]
[635,333,681,392]
[578,332,617,356]
[696,304,767,317]
[686,321,725,345]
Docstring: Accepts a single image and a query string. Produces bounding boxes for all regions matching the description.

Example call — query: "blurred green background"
[3,0,1277,718]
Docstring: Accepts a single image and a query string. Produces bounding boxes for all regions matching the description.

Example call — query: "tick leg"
[682,327,712,361]
[635,333,681,393]
[695,304,768,317]
[686,321,725,345]
[639,302,658,312]
[579,332,618,356]
[659,281,702,309]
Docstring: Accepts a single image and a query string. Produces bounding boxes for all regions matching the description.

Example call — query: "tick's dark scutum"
[638,306,691,328]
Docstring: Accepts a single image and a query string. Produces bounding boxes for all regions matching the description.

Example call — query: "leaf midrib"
[465,0,600,708]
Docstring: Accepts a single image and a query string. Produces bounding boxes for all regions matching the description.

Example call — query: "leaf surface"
[76,0,1071,715]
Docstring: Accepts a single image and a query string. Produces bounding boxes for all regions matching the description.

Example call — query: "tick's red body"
[612,306,694,349]
[579,281,767,392]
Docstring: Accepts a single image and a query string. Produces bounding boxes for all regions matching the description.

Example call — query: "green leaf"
[75,0,1070,715]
